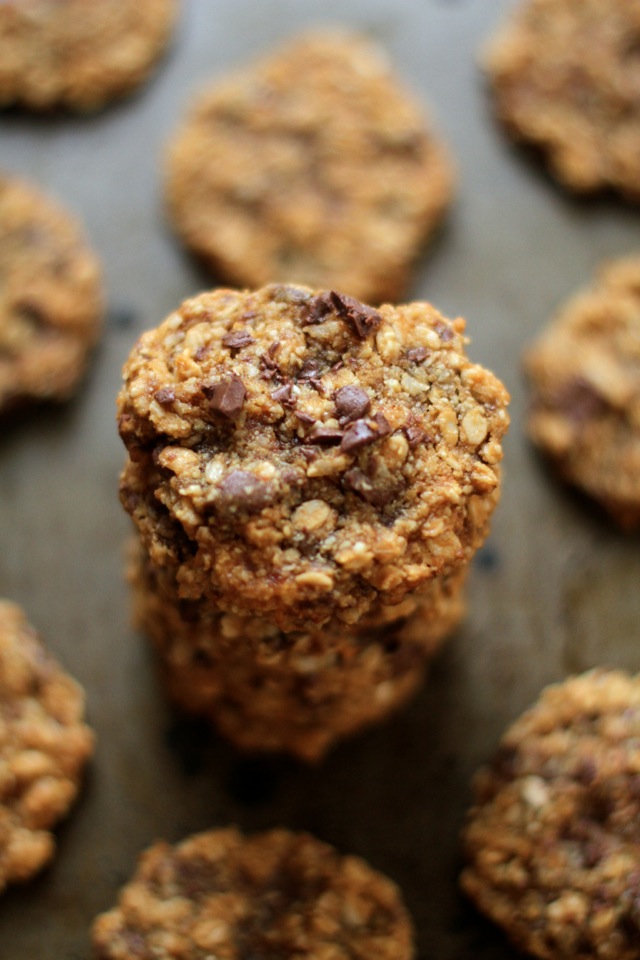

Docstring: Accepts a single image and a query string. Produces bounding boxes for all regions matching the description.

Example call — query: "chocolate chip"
[551,377,606,424]
[344,467,394,506]
[307,423,344,445]
[433,319,454,342]
[344,457,403,507]
[341,413,391,453]
[216,470,272,514]
[268,341,280,358]
[154,386,175,405]
[259,353,279,380]
[302,292,334,326]
[329,291,382,340]
[295,411,316,425]
[299,360,320,380]
[222,330,255,350]
[334,385,371,423]
[271,383,294,405]
[404,424,427,448]
[203,373,246,419]
[406,346,428,363]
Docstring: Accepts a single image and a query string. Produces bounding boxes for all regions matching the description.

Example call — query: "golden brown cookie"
[524,254,640,529]
[165,30,454,304]
[461,669,640,960]
[0,0,179,112]
[131,545,465,761]
[0,600,94,894]
[92,828,415,959]
[117,284,509,633]
[484,0,640,199]
[0,173,104,414]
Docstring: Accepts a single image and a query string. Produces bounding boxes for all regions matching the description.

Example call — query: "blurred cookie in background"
[484,0,640,200]
[0,599,94,894]
[524,254,640,530]
[165,30,454,305]
[0,0,180,112]
[0,173,104,415]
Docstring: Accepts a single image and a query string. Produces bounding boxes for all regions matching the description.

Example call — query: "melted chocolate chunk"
[404,424,427,448]
[301,292,334,326]
[341,412,391,453]
[334,384,371,423]
[329,291,382,340]
[259,353,279,380]
[203,373,246,419]
[271,383,295,406]
[405,346,428,363]
[344,453,402,507]
[154,386,175,405]
[222,330,256,350]
[295,411,316,425]
[216,470,273,514]
[551,377,607,423]
[307,423,344,445]
[433,319,455,342]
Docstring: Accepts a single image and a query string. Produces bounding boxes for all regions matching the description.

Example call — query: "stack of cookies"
[117,283,509,760]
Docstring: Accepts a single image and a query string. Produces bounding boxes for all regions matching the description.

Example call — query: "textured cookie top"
[0,173,104,413]
[165,30,453,304]
[525,254,640,529]
[118,284,509,630]
[0,0,179,112]
[0,600,94,893]
[461,670,640,960]
[485,0,640,199]
[92,828,414,960]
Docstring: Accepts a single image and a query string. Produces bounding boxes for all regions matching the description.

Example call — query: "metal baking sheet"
[1,1,639,957]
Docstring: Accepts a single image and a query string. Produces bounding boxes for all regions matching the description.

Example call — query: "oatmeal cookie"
[118,284,509,632]
[524,254,640,529]
[484,0,640,199]
[92,827,414,959]
[0,0,179,112]
[0,173,104,414]
[0,600,94,893]
[461,669,640,960]
[131,546,465,760]
[164,30,453,304]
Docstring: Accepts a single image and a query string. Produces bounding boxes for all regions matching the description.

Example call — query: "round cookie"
[0,173,104,413]
[117,283,509,632]
[484,0,640,200]
[0,0,179,112]
[461,669,640,960]
[165,30,454,305]
[0,600,94,893]
[524,254,640,529]
[131,546,465,761]
[92,827,415,959]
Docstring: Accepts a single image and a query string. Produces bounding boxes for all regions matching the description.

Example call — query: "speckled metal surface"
[1,1,639,958]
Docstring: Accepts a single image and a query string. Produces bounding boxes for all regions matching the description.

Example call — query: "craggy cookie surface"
[461,670,640,960]
[485,0,640,199]
[525,255,640,529]
[0,173,104,413]
[165,30,453,304]
[0,0,179,112]
[0,600,94,893]
[92,828,414,959]
[118,284,509,631]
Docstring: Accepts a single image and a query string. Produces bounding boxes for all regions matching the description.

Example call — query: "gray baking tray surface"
[1,1,639,957]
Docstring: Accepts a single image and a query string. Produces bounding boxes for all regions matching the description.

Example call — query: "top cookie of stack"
[118,283,509,633]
